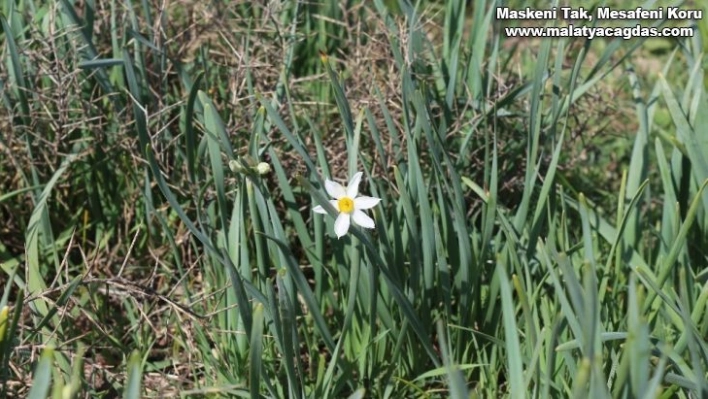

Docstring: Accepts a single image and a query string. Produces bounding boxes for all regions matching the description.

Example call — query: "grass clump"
[1,0,708,397]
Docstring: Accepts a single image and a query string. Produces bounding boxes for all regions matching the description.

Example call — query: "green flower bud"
[255,162,271,175]
[229,160,244,173]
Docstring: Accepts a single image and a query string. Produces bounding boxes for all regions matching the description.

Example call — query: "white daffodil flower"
[313,171,381,239]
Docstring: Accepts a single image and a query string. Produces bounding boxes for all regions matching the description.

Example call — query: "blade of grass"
[124,350,143,399]
[497,263,524,399]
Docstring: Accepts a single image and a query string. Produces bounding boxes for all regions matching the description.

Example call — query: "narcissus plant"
[313,172,381,239]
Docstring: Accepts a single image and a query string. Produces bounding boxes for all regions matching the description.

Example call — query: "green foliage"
[1,0,707,397]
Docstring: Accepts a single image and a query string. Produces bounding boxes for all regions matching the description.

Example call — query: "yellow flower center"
[338,197,354,213]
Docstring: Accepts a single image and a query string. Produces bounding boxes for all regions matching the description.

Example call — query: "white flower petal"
[334,213,351,238]
[346,172,363,198]
[352,210,375,229]
[314,200,342,214]
[354,196,381,210]
[325,179,346,199]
